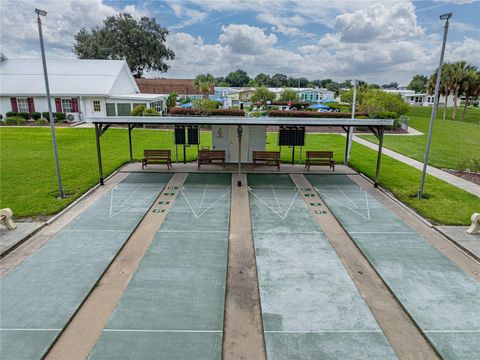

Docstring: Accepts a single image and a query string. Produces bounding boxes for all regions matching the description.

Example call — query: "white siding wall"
[1,96,59,115]
[83,97,107,118]
[247,126,266,162]
[109,67,138,95]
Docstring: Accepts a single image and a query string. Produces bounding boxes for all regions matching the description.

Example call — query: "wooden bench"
[142,150,172,169]
[198,149,225,168]
[305,151,335,171]
[252,151,280,169]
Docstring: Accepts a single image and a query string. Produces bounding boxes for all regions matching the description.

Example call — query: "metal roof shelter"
[89,116,393,187]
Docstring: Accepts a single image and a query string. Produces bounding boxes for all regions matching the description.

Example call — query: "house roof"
[136,78,214,95]
[0,58,138,96]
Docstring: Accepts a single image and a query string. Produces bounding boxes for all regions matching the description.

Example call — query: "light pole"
[345,79,357,164]
[36,8,65,199]
[418,12,452,199]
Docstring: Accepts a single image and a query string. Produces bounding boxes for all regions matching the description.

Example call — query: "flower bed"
[169,107,245,116]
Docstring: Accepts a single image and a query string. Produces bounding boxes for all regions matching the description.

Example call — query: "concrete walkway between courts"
[351,135,480,198]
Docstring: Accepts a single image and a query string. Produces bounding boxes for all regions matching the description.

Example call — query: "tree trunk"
[443,94,447,120]
[461,96,469,121]
[452,87,459,120]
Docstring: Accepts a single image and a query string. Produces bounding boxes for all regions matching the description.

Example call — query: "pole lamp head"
[35,8,47,17]
[440,13,452,21]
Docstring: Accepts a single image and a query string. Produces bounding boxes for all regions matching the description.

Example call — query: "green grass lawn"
[1,127,478,225]
[360,106,480,169]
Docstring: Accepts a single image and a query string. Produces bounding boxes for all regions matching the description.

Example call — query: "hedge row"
[1,117,52,126]
[267,110,369,118]
[169,107,245,116]
[270,101,310,107]
[5,111,66,121]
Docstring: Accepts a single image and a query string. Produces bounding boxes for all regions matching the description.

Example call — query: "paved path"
[351,135,480,198]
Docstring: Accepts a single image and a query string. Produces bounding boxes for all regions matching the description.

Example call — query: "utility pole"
[36,8,65,198]
[418,13,452,199]
[346,79,356,163]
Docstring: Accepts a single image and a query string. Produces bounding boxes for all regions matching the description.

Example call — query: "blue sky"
[1,0,479,84]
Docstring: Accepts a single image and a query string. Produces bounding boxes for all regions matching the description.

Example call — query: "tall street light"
[418,12,452,199]
[36,8,65,199]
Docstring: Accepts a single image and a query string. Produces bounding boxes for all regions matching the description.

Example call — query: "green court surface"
[89,173,231,360]
[0,173,171,360]
[247,174,397,359]
[308,175,480,360]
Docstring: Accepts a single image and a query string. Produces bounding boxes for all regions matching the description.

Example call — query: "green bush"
[4,117,20,125]
[144,108,160,116]
[18,112,30,120]
[16,118,27,125]
[55,112,66,121]
[36,118,49,126]
[6,111,17,117]
[131,104,146,116]
[30,112,42,120]
[192,99,220,114]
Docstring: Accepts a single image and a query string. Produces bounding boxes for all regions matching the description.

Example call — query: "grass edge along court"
[0,127,478,225]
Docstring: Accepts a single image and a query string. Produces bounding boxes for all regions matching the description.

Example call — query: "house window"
[93,100,101,112]
[150,100,163,113]
[17,98,29,113]
[117,103,132,116]
[62,98,73,113]
[106,103,116,117]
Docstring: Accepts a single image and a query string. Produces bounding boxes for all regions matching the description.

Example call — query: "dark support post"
[291,146,295,165]
[128,124,135,162]
[95,123,104,185]
[343,126,350,165]
[374,127,384,188]
[183,144,186,164]
[237,125,243,187]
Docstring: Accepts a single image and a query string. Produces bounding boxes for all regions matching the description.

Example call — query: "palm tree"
[461,69,480,121]
[427,63,452,120]
[450,61,475,120]
[194,73,215,99]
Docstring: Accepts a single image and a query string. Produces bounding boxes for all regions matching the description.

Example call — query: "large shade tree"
[225,70,250,87]
[73,13,174,78]
[407,74,428,93]
[251,87,276,105]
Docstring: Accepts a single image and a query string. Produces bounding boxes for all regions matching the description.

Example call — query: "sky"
[0,0,479,85]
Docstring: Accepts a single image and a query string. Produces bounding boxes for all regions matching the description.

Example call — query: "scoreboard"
[278,126,305,146]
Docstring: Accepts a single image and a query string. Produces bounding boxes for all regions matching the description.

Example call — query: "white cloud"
[434,0,477,4]
[218,24,277,55]
[168,3,208,29]
[335,1,424,42]
[0,0,148,56]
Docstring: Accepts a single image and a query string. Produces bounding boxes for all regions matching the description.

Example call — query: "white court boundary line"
[318,188,371,221]
[248,187,299,220]
[264,330,384,333]
[103,329,222,333]
[0,328,62,331]
[180,187,231,219]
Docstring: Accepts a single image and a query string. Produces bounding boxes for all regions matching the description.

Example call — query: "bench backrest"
[306,151,333,159]
[253,151,280,159]
[198,149,225,159]
[144,150,171,158]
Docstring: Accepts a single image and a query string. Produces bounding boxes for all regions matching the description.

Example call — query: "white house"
[383,88,454,107]
[0,56,167,121]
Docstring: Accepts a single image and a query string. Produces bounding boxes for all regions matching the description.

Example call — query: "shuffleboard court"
[247,174,397,359]
[308,174,480,359]
[89,173,231,360]
[0,173,172,360]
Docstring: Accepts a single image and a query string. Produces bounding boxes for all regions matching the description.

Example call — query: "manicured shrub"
[169,107,245,116]
[144,108,160,116]
[4,117,20,125]
[6,111,17,118]
[17,112,30,120]
[211,109,245,116]
[55,112,66,121]
[271,101,310,108]
[169,107,197,115]
[16,118,27,125]
[30,112,42,120]
[268,110,368,118]
[131,104,146,116]
[36,118,49,126]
